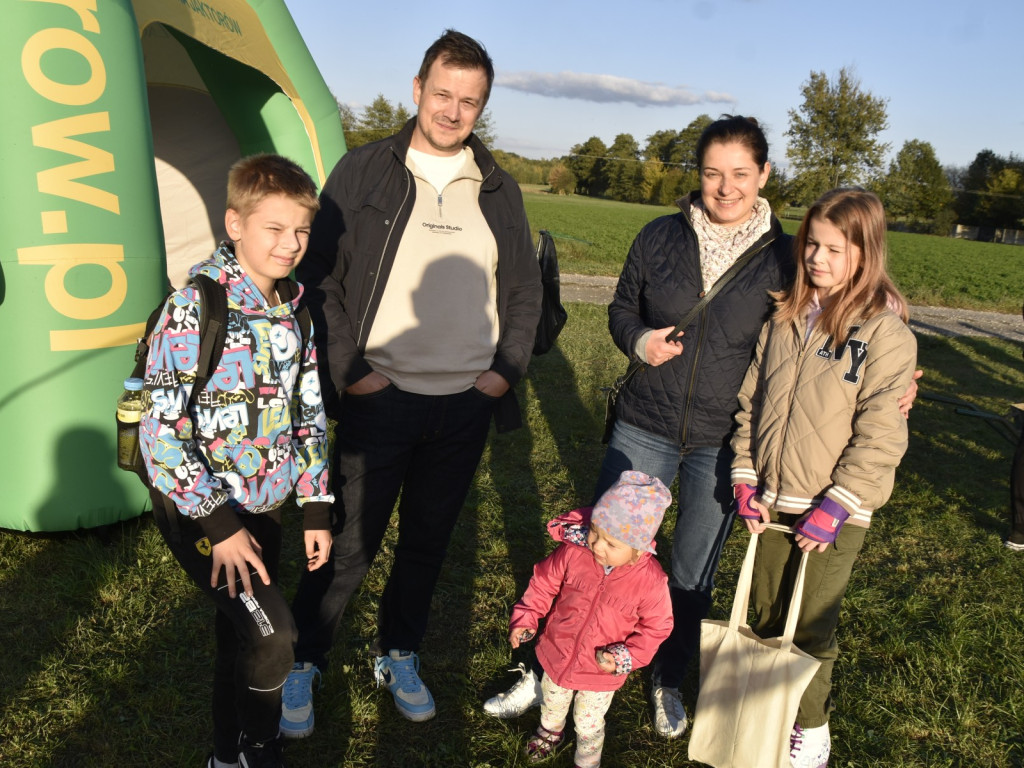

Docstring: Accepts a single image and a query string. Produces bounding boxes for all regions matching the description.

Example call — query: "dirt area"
[559,274,1024,344]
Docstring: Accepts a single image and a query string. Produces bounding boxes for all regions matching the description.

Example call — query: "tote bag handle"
[729,522,809,654]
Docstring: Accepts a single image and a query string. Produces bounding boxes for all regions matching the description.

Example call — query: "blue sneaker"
[373,650,436,722]
[279,662,320,739]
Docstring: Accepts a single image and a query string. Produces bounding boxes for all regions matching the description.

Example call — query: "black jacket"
[608,194,795,447]
[298,118,542,431]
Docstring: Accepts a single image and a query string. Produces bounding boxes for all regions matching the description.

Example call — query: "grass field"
[2,191,1023,766]
[521,186,1024,314]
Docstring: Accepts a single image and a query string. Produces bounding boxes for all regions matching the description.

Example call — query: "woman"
[484,116,917,743]
[597,115,792,740]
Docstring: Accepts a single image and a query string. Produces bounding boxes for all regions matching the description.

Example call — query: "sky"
[285,0,1024,173]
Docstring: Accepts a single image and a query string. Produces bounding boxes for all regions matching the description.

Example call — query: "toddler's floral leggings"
[539,673,616,768]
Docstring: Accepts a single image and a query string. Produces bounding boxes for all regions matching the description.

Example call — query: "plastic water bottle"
[116,377,145,473]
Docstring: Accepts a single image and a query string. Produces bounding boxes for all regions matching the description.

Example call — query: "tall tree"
[880,140,954,234]
[344,94,411,148]
[785,68,889,203]
[643,129,679,165]
[567,136,608,197]
[471,108,496,147]
[955,149,1006,225]
[675,114,713,170]
[605,133,643,203]
[977,167,1024,229]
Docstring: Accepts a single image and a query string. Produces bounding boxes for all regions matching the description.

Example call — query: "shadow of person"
[287,254,500,766]
[476,300,616,705]
[34,426,141,532]
[0,427,217,764]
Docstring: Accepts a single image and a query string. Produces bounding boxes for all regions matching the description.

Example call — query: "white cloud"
[496,71,735,107]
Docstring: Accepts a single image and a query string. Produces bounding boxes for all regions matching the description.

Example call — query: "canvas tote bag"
[688,523,822,768]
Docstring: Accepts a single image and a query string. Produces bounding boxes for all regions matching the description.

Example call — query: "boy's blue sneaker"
[279,662,320,739]
[373,650,436,722]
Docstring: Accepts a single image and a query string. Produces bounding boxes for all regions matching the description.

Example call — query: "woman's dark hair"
[695,115,769,169]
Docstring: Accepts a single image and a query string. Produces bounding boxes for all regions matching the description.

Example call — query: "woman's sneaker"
[279,662,321,738]
[651,685,688,738]
[483,663,543,718]
[373,650,436,722]
[790,722,830,768]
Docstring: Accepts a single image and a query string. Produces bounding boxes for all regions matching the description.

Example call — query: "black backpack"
[532,230,568,355]
[122,274,311,480]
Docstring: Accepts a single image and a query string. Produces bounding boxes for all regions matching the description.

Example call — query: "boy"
[139,154,333,768]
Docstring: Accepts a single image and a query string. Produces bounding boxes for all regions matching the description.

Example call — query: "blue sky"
[286,0,1023,172]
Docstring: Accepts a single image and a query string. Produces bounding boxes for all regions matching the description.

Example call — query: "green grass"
[523,187,1024,313]
[2,304,1023,767]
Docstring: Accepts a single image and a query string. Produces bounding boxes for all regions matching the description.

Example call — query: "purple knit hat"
[592,471,671,554]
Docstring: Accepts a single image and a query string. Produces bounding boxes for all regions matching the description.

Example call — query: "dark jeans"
[594,420,734,689]
[151,494,294,762]
[1010,425,1024,542]
[291,384,495,668]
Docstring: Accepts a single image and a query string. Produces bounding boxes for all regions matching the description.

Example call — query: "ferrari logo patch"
[196,537,212,557]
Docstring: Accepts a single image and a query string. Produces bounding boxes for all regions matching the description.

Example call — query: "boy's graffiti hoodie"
[510,507,673,691]
[140,242,332,544]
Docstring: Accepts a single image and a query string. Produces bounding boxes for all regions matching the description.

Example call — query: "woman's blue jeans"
[594,419,736,688]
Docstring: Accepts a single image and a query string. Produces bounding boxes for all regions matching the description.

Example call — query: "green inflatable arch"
[0,0,346,532]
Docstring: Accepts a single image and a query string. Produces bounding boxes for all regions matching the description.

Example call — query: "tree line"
[336,69,1023,236]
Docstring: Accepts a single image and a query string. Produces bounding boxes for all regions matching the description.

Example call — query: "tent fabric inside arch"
[0,0,345,532]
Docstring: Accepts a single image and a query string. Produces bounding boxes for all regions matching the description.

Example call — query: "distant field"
[521,186,1024,314]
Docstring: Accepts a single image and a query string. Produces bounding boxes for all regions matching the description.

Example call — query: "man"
[280,29,542,733]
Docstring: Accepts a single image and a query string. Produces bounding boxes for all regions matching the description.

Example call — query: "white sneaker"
[482,663,543,718]
[790,722,830,768]
[651,685,688,739]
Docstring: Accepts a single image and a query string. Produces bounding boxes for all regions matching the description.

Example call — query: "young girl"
[730,188,917,768]
[507,471,674,767]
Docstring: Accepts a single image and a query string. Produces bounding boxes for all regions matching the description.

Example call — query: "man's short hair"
[418,29,494,106]
[226,154,320,219]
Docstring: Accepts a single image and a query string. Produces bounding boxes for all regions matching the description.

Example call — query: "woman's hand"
[898,370,922,419]
[645,326,684,366]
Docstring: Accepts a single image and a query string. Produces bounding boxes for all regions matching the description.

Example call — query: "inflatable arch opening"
[0,0,346,532]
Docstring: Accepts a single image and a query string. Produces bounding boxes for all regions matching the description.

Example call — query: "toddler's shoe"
[525,724,564,762]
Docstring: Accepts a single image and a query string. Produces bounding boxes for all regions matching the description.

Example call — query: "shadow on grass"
[0,515,216,766]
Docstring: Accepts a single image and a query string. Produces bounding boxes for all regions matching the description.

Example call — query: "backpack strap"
[277,277,313,355]
[188,273,228,411]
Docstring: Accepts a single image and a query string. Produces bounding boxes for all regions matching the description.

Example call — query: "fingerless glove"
[733,483,761,521]
[794,497,850,544]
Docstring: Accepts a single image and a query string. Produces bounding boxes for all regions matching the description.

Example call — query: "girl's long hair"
[772,188,908,343]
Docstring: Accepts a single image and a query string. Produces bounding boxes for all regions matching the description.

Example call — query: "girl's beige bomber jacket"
[730,309,918,528]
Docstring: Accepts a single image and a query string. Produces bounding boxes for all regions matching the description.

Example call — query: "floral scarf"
[690,196,772,290]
